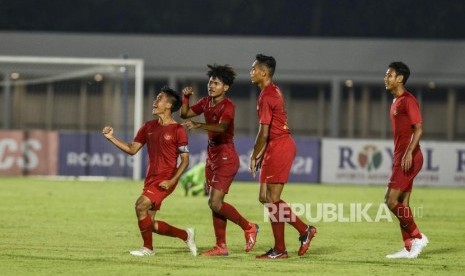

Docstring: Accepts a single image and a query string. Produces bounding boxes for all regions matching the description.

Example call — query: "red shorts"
[142,174,177,211]
[388,149,423,192]
[260,135,296,184]
[205,144,239,194]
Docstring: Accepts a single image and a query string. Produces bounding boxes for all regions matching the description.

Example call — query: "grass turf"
[0,177,464,275]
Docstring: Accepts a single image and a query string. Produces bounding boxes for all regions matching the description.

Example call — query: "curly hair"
[206,64,236,86]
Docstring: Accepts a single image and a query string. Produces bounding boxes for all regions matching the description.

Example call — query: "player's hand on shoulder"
[182,87,194,97]
[182,120,199,130]
[102,126,114,139]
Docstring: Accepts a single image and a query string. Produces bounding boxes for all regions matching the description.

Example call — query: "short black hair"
[255,54,276,77]
[206,64,236,86]
[388,61,410,84]
[160,85,182,112]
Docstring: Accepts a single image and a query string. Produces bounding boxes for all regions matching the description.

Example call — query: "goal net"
[0,56,144,180]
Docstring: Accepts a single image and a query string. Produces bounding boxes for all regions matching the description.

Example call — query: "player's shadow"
[307,245,340,255]
[422,246,461,255]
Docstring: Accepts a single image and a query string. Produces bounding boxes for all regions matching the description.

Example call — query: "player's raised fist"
[182,87,194,97]
[102,126,114,139]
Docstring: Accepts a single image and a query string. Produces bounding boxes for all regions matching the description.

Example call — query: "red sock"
[391,203,421,239]
[154,220,188,241]
[279,200,308,235]
[400,225,413,251]
[138,216,153,250]
[406,206,422,238]
[218,202,250,230]
[212,211,227,247]
[269,201,286,253]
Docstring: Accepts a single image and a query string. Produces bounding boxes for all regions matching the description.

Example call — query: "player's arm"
[249,124,270,178]
[180,87,198,119]
[102,126,143,155]
[159,151,190,190]
[182,120,229,133]
[401,123,423,172]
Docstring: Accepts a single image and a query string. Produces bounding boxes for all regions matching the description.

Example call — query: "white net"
[0,56,144,179]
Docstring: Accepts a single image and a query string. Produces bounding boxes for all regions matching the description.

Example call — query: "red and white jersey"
[257,82,291,140]
[390,90,422,158]
[134,119,188,178]
[190,97,235,146]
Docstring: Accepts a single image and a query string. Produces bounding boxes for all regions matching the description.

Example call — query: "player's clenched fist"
[102,126,114,139]
[182,86,194,97]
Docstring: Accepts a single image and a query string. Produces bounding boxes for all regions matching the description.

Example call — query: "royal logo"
[358,145,383,172]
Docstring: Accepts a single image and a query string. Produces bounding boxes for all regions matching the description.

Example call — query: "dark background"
[1,0,464,39]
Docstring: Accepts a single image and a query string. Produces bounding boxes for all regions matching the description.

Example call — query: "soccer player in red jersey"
[384,62,428,259]
[102,86,197,257]
[180,64,259,256]
[249,54,316,259]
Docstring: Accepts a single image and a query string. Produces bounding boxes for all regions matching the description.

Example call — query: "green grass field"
[1,178,464,275]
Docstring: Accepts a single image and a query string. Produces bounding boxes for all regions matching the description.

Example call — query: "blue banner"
[58,132,134,177]
[186,134,320,183]
[58,132,320,183]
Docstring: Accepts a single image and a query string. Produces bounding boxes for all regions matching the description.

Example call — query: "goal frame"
[0,55,145,180]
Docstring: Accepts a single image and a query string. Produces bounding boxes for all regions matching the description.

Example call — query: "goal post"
[0,55,144,180]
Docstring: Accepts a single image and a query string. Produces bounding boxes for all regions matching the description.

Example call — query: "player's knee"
[384,197,397,210]
[258,195,267,204]
[208,199,222,213]
[135,201,150,215]
[134,203,144,214]
[267,195,280,204]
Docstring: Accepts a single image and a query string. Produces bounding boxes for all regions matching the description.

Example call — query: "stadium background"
[1,0,464,186]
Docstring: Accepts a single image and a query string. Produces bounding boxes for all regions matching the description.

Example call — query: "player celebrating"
[249,54,316,259]
[384,62,428,259]
[180,64,259,256]
[102,86,197,257]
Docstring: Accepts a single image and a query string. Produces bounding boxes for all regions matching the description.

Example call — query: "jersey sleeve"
[133,122,147,145]
[258,95,273,125]
[190,97,206,115]
[175,124,188,147]
[219,101,235,124]
[406,97,422,125]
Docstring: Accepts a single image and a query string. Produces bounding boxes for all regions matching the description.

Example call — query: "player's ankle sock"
[278,200,308,235]
[138,216,153,250]
[154,220,188,241]
[271,221,286,253]
[218,202,250,230]
[212,211,227,246]
[406,207,422,239]
[391,203,422,239]
[270,202,286,253]
[400,225,413,251]
[404,238,414,251]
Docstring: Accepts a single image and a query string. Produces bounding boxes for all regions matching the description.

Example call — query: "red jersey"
[257,83,291,140]
[133,119,188,178]
[390,91,422,162]
[190,97,235,146]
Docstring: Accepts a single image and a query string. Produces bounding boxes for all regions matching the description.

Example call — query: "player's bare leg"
[385,188,428,258]
[130,195,155,256]
[258,183,316,258]
[202,187,258,256]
